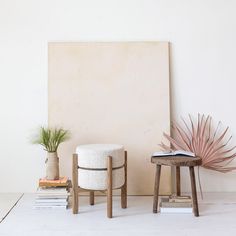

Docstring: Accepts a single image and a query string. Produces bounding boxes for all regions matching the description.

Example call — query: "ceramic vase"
[46,152,59,180]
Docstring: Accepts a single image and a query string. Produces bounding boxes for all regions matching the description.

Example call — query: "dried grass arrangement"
[32,127,70,153]
[160,114,236,173]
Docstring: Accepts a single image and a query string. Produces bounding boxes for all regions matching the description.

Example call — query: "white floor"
[1,193,236,236]
[0,193,23,223]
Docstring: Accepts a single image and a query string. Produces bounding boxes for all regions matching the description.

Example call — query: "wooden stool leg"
[90,191,95,205]
[107,156,113,218]
[189,166,199,217]
[72,154,79,214]
[153,165,161,213]
[176,166,181,196]
[121,151,127,209]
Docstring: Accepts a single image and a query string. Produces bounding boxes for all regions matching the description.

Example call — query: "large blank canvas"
[48,42,170,195]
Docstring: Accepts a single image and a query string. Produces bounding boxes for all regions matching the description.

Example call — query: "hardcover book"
[152,150,195,157]
[160,197,192,208]
[160,197,192,213]
[39,177,69,187]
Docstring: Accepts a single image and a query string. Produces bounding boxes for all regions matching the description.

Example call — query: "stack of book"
[160,195,192,213]
[34,177,70,209]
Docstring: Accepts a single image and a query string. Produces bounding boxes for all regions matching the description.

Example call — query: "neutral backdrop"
[0,0,236,193]
[48,42,170,195]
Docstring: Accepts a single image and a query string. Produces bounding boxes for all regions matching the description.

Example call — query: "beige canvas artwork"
[48,42,170,195]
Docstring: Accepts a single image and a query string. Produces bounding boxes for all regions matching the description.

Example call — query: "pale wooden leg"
[189,166,199,217]
[153,165,161,213]
[107,156,113,218]
[176,166,181,196]
[90,191,95,205]
[121,151,127,209]
[72,154,79,214]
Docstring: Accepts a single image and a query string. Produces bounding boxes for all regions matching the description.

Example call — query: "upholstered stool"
[72,144,127,218]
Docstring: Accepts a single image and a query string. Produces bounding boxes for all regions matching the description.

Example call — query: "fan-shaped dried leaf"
[160,114,236,173]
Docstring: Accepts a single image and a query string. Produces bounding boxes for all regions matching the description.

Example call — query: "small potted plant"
[32,127,70,180]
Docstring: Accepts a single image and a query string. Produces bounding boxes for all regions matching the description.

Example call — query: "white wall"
[0,0,236,192]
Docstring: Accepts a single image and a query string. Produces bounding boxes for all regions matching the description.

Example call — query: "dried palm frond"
[160,114,236,173]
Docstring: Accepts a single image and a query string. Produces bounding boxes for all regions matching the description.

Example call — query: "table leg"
[189,166,199,217]
[72,154,79,214]
[121,151,127,209]
[90,191,95,205]
[153,165,161,213]
[107,156,113,218]
[176,166,181,196]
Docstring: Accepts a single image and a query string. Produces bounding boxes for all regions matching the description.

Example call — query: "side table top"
[151,155,202,166]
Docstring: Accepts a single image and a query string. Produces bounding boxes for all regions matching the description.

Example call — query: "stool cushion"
[76,144,125,190]
[79,168,124,190]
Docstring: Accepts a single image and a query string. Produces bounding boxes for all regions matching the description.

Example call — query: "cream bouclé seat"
[72,144,127,218]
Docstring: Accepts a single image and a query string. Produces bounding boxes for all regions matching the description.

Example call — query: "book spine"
[35,199,68,203]
[169,199,192,203]
[160,202,192,208]
[34,203,68,206]
[160,208,192,213]
[33,206,67,209]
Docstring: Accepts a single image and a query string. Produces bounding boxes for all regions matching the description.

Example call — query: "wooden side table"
[151,155,202,216]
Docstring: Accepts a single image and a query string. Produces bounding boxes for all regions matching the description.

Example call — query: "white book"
[37,188,68,194]
[36,195,69,199]
[160,207,192,213]
[36,193,70,198]
[38,187,67,190]
[34,202,68,206]
[36,195,70,199]
[36,191,70,195]
[33,205,67,209]
[35,198,68,203]
[152,150,195,157]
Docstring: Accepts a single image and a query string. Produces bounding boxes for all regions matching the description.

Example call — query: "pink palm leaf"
[160,114,236,173]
